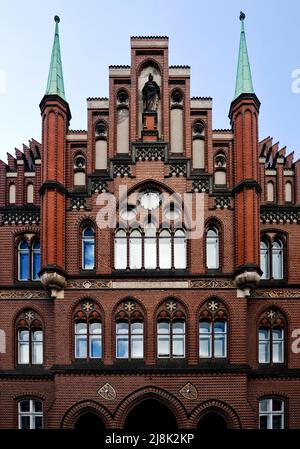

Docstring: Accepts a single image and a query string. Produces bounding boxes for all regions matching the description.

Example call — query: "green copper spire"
[234,12,254,99]
[45,16,66,100]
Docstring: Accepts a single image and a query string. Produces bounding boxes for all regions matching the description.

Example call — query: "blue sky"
[0,0,299,161]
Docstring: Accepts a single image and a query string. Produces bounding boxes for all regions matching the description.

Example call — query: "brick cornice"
[39,181,68,196]
[232,179,262,194]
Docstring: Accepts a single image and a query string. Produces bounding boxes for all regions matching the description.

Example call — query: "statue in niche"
[142,73,160,112]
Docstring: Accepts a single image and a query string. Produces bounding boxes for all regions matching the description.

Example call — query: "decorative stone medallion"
[82,301,94,313]
[98,383,116,401]
[24,311,35,321]
[166,300,177,312]
[179,383,198,400]
[124,301,136,312]
[208,300,219,312]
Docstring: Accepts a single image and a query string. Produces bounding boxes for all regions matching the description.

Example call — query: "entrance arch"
[75,411,105,431]
[197,411,228,431]
[124,398,178,431]
[61,400,112,429]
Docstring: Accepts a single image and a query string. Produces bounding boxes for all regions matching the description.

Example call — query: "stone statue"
[142,73,160,112]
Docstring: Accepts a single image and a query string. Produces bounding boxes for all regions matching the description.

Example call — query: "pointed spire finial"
[234,11,254,100]
[45,15,66,100]
[239,11,246,21]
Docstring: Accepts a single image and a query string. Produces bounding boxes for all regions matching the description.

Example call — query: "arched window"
[260,237,284,280]
[82,227,95,270]
[74,301,102,359]
[157,300,186,358]
[174,229,187,269]
[285,181,292,203]
[159,229,172,269]
[129,229,142,269]
[9,184,16,204]
[192,121,205,169]
[17,310,43,365]
[74,153,86,186]
[272,240,283,279]
[114,229,127,269]
[258,309,285,364]
[267,181,274,202]
[32,241,41,281]
[199,299,227,359]
[26,183,34,203]
[144,222,157,269]
[206,227,219,269]
[259,398,284,429]
[115,300,144,359]
[115,189,187,270]
[260,240,270,279]
[214,152,227,186]
[18,238,41,281]
[95,121,108,169]
[18,241,30,281]
[18,399,43,429]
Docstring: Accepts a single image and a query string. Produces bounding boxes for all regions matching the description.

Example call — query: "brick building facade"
[1,14,300,430]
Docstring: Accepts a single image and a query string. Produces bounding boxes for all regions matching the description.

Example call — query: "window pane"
[273,341,284,363]
[32,342,43,364]
[158,336,170,357]
[259,399,269,412]
[259,342,270,363]
[117,322,129,334]
[172,335,185,357]
[32,251,41,280]
[272,415,283,430]
[131,322,143,334]
[214,321,226,333]
[260,242,270,279]
[90,322,102,334]
[34,400,42,413]
[173,321,185,334]
[199,321,211,334]
[19,252,29,280]
[200,337,211,358]
[214,335,226,358]
[130,231,142,269]
[259,415,268,430]
[174,230,186,269]
[117,337,128,358]
[32,330,43,341]
[34,416,43,430]
[75,336,87,358]
[19,400,30,412]
[75,322,87,334]
[83,240,94,269]
[18,329,30,364]
[131,335,143,358]
[259,328,270,340]
[158,321,170,334]
[20,416,30,430]
[273,399,283,411]
[90,336,102,358]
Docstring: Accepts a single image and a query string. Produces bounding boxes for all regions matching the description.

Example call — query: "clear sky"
[0,0,299,162]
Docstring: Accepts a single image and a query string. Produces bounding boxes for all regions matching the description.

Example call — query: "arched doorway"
[124,399,178,431]
[74,411,105,431]
[197,411,228,431]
